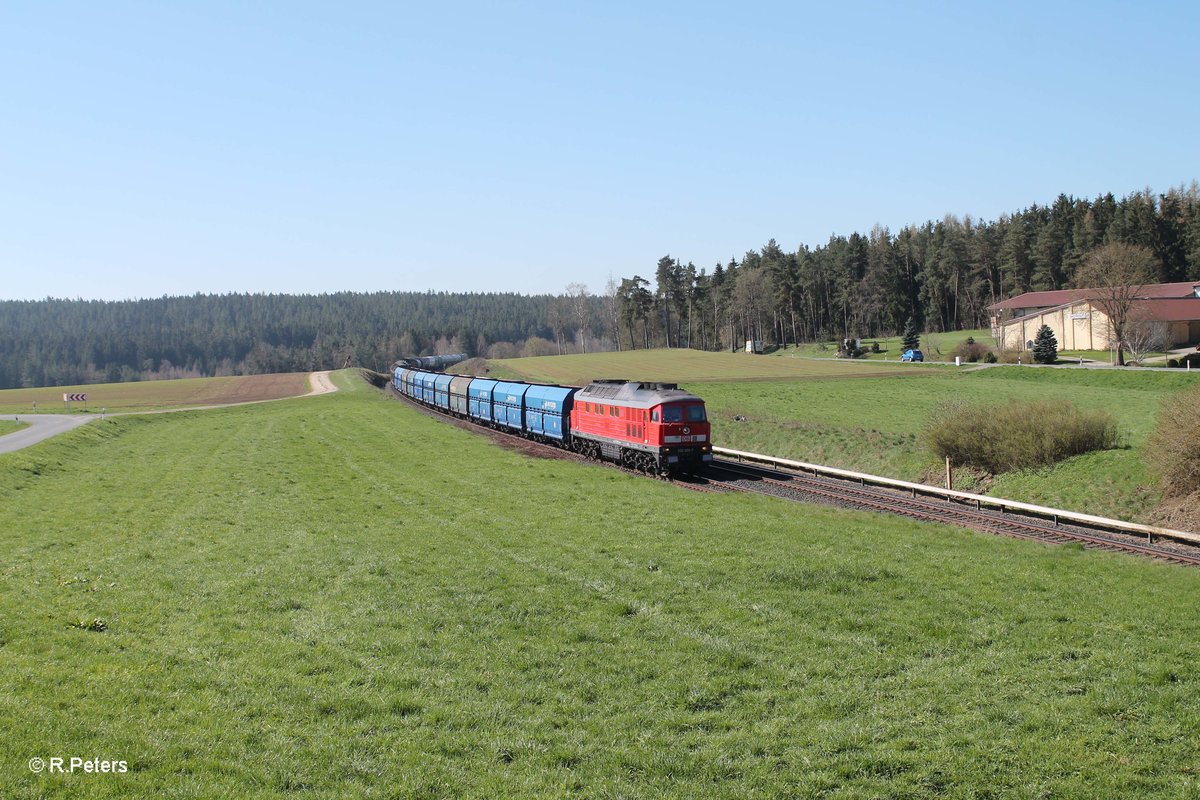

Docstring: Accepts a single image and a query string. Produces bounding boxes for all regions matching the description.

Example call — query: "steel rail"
[714,446,1200,547]
[707,459,1200,567]
[390,387,1200,565]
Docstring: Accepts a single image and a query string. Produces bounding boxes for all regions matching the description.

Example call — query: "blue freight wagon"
[467,379,498,422]
[523,384,575,441]
[418,371,438,404]
[433,373,454,410]
[491,381,529,430]
[448,376,472,415]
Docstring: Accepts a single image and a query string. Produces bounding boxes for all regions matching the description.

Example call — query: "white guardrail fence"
[712,446,1200,547]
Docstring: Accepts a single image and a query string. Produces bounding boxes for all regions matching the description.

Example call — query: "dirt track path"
[306,371,337,395]
[0,371,339,455]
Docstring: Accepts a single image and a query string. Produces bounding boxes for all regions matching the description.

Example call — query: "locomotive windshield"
[658,404,706,423]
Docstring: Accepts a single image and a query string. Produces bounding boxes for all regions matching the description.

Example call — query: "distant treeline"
[611,184,1200,351]
[2,184,1197,388]
[0,292,578,389]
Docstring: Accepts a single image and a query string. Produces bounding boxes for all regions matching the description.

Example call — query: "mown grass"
[0,373,311,414]
[701,366,1199,520]
[2,371,1200,797]
[481,350,1199,519]
[494,348,932,385]
[769,328,997,362]
[1058,349,1117,363]
[0,420,28,436]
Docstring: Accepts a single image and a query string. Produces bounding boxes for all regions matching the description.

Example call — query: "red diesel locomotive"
[393,367,713,475]
[569,380,712,474]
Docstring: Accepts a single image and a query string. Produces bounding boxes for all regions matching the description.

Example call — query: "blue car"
[901,349,924,362]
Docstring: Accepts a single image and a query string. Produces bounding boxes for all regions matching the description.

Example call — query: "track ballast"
[390,385,1200,567]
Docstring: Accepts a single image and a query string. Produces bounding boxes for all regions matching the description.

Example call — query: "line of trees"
[2,184,1197,388]
[0,292,585,389]
[610,184,1200,351]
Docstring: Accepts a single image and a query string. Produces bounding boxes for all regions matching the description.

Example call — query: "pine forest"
[2,184,1199,389]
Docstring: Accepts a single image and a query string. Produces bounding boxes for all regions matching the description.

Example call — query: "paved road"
[0,371,339,455]
[0,414,95,454]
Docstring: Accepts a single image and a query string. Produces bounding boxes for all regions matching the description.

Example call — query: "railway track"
[390,385,727,489]
[390,386,1200,566]
[706,458,1200,567]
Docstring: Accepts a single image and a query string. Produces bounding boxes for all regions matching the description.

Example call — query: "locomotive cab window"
[686,405,706,422]
[661,405,684,423]
[651,409,659,422]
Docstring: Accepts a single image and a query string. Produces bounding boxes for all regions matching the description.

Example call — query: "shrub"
[954,339,991,363]
[1168,359,1180,368]
[923,399,1120,474]
[997,350,1023,364]
[1145,383,1200,498]
[983,352,998,364]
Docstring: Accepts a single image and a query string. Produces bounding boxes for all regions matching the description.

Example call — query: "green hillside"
[484,350,1199,520]
[493,348,929,385]
[2,372,1198,798]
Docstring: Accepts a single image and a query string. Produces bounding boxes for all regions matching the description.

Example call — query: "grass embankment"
[494,348,930,385]
[767,328,997,362]
[485,349,1196,519]
[0,420,29,436]
[2,371,1200,797]
[702,366,1198,520]
[0,373,312,414]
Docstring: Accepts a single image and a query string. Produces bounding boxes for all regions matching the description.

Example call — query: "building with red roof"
[988,282,1200,355]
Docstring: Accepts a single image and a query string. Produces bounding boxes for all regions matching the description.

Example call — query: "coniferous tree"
[1032,324,1058,364]
[901,317,920,351]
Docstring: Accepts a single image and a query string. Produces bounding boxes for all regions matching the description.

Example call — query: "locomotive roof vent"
[582,380,626,399]
[636,382,678,391]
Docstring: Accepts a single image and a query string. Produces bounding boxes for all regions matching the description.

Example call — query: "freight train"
[393,366,713,475]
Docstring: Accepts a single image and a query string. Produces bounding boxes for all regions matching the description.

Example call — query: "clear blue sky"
[2,1,1197,301]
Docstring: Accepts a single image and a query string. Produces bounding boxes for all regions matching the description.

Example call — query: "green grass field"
[485,350,1200,521]
[495,348,935,385]
[2,371,1200,797]
[0,420,28,436]
[0,373,311,414]
[707,367,1198,520]
[766,328,998,362]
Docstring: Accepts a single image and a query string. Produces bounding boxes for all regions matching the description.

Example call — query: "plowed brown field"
[0,372,313,414]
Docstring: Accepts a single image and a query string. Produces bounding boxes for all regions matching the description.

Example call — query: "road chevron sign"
[63,393,87,402]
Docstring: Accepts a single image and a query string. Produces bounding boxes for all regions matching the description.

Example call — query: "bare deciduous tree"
[1074,242,1159,366]
[604,276,621,351]
[1123,316,1168,365]
[565,282,591,353]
